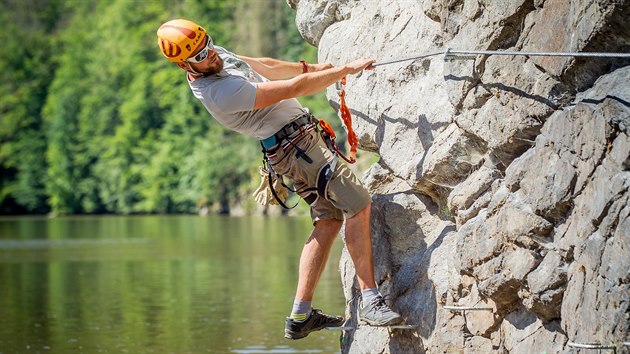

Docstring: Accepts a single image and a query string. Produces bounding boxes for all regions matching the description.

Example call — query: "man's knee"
[307,218,343,244]
[348,201,371,221]
[314,218,343,232]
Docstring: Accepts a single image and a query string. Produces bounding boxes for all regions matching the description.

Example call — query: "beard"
[201,56,223,76]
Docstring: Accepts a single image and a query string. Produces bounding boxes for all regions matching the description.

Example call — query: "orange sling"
[317,76,358,164]
[337,76,358,163]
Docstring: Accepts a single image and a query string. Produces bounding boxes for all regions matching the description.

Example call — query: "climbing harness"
[254,112,345,209]
[372,48,630,67]
[255,72,367,209]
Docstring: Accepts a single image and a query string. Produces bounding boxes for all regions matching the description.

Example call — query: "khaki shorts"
[266,129,371,223]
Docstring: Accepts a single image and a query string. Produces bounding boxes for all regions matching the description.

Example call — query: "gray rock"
[463,336,494,353]
[501,309,566,353]
[412,123,488,206]
[291,1,630,352]
[476,247,540,308]
[523,251,567,320]
[448,165,501,215]
[287,0,351,46]
[511,146,577,222]
[457,283,500,336]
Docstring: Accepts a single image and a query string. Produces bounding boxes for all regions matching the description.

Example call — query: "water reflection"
[0,216,344,353]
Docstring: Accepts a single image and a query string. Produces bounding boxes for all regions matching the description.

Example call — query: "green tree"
[77,0,166,213]
[0,0,64,213]
[42,0,96,214]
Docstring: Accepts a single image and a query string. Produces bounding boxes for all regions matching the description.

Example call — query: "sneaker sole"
[284,329,308,340]
[359,316,404,327]
[284,319,344,340]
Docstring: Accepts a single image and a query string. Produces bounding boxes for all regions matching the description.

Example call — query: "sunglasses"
[186,36,215,63]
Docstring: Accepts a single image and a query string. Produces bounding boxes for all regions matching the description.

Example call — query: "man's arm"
[237,55,334,80]
[253,57,374,109]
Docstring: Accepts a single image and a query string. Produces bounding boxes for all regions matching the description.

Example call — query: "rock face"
[291,0,630,352]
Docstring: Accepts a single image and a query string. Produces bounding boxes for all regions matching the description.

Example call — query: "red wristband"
[300,60,308,73]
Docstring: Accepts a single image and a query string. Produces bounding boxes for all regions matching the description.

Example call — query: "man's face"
[183,35,223,75]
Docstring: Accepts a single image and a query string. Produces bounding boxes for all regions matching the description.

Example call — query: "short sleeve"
[212,76,257,113]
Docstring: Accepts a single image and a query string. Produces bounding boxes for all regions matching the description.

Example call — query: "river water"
[0,216,345,354]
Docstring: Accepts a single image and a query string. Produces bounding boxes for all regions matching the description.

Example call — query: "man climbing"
[157,19,403,340]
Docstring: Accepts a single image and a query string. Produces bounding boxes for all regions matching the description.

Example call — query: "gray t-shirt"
[188,46,305,139]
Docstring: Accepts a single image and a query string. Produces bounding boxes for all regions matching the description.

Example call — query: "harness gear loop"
[256,155,301,209]
[336,76,358,164]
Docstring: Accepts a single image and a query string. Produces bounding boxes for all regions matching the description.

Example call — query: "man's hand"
[345,58,375,75]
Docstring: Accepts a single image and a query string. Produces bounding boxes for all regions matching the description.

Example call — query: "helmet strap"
[184,62,205,77]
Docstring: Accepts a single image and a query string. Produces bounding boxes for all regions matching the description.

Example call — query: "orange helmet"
[157,19,206,62]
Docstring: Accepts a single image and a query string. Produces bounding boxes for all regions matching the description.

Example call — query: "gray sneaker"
[359,295,403,326]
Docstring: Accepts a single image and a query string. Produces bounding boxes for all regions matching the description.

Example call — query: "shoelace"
[365,296,395,316]
[370,298,388,312]
[311,309,340,326]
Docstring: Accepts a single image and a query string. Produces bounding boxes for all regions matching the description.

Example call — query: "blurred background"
[0,0,353,217]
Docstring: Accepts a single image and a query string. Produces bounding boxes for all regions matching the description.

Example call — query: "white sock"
[361,288,379,306]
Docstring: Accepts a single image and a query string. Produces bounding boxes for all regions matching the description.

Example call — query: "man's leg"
[344,203,376,290]
[294,218,342,302]
[345,203,403,326]
[285,218,344,340]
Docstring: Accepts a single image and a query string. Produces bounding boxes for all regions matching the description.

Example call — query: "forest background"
[0,0,347,216]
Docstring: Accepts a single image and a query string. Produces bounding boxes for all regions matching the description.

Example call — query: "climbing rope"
[372,48,630,67]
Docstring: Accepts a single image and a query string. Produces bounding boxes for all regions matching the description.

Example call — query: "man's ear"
[176,62,188,70]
